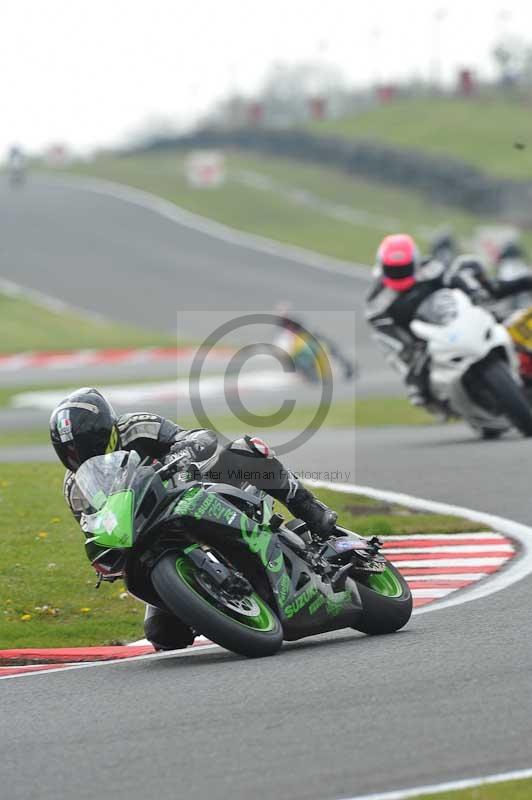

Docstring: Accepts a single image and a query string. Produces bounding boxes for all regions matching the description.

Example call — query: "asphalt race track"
[2,175,532,800]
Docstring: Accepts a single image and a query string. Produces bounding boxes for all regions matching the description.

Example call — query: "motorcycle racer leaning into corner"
[49,388,338,651]
[366,233,532,410]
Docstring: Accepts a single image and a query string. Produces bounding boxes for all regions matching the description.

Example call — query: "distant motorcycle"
[7,149,26,187]
[273,325,356,383]
[411,288,532,438]
[77,451,412,659]
[273,327,333,383]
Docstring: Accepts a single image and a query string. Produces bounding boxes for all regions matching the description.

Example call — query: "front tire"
[151,553,283,658]
[479,359,532,436]
[352,563,412,635]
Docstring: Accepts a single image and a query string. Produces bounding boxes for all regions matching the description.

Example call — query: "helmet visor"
[382,261,416,291]
[55,427,117,471]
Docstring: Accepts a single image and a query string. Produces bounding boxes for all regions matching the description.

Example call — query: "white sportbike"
[411,288,532,438]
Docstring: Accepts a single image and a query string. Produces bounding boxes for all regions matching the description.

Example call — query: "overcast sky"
[1,0,530,155]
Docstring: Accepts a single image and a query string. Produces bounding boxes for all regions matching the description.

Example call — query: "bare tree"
[493,35,529,86]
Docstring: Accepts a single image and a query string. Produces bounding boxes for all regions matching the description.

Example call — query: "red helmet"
[377,234,419,291]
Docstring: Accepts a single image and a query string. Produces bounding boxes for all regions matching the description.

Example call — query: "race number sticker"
[100,511,118,534]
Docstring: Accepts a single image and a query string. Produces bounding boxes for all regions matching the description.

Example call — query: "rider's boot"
[285,483,338,541]
[406,380,430,407]
[406,351,431,408]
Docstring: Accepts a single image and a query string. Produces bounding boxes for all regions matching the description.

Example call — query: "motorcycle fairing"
[171,485,364,639]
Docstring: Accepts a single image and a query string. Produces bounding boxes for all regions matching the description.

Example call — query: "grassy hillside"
[54,149,527,266]
[309,96,532,179]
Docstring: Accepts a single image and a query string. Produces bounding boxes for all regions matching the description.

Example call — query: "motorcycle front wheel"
[477,358,532,437]
[151,553,283,658]
[351,562,412,635]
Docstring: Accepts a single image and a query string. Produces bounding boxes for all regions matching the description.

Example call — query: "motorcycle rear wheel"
[351,563,412,635]
[151,553,283,658]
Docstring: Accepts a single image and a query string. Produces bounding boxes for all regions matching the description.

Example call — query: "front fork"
[183,544,252,598]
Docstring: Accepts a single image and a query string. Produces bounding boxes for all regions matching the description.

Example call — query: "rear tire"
[479,359,532,436]
[151,553,283,658]
[352,563,412,635]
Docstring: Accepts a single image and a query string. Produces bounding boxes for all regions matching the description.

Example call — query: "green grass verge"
[0,396,435,450]
[355,396,435,426]
[0,464,484,648]
[0,463,144,647]
[189,395,433,431]
[311,487,485,537]
[1,293,176,354]
[308,96,532,179]
[52,148,532,265]
[409,776,532,799]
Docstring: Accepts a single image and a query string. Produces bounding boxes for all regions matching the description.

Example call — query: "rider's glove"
[169,443,194,464]
[171,430,218,463]
[167,445,196,481]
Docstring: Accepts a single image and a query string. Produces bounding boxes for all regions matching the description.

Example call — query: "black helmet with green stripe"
[50,388,119,471]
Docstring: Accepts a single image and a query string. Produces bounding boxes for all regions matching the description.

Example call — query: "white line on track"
[0,641,219,682]
[306,480,532,616]
[339,766,532,800]
[3,482,530,682]
[384,532,507,540]
[0,276,109,324]
[383,544,514,554]
[410,588,453,598]
[12,370,299,410]
[1,171,371,323]
[401,573,488,582]
[38,173,372,281]
[388,557,508,568]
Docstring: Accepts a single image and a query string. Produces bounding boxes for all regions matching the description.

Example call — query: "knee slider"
[188,429,218,461]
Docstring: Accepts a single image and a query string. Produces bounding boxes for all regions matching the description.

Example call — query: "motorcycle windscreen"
[81,490,135,549]
[415,289,459,325]
[75,451,140,509]
[76,451,140,548]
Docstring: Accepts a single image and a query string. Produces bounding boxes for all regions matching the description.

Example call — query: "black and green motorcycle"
[77,451,412,658]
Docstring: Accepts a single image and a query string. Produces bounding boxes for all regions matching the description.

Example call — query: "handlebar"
[156,456,186,481]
